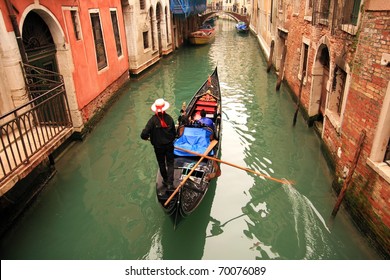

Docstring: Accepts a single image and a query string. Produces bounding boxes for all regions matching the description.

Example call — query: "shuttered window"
[343,0,361,25]
[110,10,122,57]
[320,0,330,21]
[90,12,107,70]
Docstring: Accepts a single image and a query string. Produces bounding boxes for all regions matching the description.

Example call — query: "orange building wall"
[1,0,129,119]
[65,0,129,112]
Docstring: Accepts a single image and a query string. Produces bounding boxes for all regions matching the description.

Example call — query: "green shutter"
[351,0,361,25]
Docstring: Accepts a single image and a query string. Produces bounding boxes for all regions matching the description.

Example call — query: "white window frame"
[326,63,351,134]
[299,38,310,81]
[367,82,390,183]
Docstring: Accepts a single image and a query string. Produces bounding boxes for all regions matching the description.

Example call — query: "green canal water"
[0,19,382,260]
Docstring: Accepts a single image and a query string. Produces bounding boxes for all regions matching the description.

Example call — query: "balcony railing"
[0,64,73,183]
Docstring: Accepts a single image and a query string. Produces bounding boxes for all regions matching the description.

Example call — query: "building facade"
[0,0,130,222]
[0,0,130,131]
[122,0,173,75]
[250,0,389,256]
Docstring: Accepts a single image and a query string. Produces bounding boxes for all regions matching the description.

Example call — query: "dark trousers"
[154,144,174,185]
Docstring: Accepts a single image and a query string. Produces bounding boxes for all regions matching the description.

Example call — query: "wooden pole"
[293,70,306,126]
[164,140,218,206]
[174,146,294,185]
[331,130,366,217]
[267,40,275,73]
[276,45,287,91]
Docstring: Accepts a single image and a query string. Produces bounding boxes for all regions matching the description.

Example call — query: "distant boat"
[188,28,216,45]
[203,16,217,26]
[199,23,215,31]
[235,21,249,34]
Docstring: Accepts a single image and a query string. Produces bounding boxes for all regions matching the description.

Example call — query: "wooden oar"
[164,139,218,206]
[293,70,305,126]
[174,146,293,185]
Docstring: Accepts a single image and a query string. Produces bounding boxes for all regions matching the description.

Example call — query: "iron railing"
[0,64,72,183]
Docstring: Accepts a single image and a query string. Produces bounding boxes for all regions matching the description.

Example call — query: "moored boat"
[188,28,216,45]
[156,67,222,228]
[235,21,249,34]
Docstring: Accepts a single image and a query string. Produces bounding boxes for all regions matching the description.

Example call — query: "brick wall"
[337,9,390,256]
[281,1,390,257]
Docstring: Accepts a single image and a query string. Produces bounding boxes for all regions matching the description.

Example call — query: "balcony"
[0,64,73,195]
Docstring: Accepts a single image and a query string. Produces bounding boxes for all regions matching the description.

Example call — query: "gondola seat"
[174,127,214,157]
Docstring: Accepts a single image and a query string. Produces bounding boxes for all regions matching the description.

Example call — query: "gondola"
[156,67,222,228]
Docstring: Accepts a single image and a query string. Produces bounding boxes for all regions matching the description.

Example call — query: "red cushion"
[196,100,218,106]
[196,106,215,112]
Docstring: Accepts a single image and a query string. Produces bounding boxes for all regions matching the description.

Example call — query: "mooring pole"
[331,130,366,217]
[267,40,275,73]
[276,45,287,91]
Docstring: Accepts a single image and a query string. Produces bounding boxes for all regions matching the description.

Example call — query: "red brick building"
[272,0,389,255]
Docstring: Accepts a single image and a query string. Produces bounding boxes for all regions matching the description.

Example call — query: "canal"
[0,19,382,260]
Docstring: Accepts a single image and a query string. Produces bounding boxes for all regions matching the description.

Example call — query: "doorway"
[22,11,66,125]
[310,44,330,128]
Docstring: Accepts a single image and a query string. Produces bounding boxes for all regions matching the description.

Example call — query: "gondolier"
[140,98,176,189]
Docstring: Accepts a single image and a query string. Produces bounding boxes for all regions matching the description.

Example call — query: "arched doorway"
[310,44,330,129]
[22,11,58,75]
[21,11,65,124]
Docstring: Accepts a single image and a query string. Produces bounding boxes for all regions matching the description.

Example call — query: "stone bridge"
[200,10,250,25]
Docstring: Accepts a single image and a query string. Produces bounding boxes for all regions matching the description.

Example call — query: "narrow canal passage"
[0,19,381,260]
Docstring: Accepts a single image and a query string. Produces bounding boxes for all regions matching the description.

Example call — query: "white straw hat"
[151,98,170,112]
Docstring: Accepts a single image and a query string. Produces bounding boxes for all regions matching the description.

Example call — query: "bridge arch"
[200,11,250,26]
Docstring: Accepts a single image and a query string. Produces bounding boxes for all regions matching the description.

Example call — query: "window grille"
[140,0,146,10]
[312,0,330,25]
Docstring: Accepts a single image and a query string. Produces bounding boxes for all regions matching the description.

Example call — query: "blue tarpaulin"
[170,0,207,18]
[174,127,213,156]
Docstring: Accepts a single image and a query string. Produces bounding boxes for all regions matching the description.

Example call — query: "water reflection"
[159,181,218,260]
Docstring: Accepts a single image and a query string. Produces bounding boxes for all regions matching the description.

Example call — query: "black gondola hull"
[156,67,222,228]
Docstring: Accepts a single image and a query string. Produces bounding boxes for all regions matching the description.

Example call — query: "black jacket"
[140,113,176,147]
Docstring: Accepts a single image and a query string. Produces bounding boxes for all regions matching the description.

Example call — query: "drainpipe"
[5,0,28,63]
